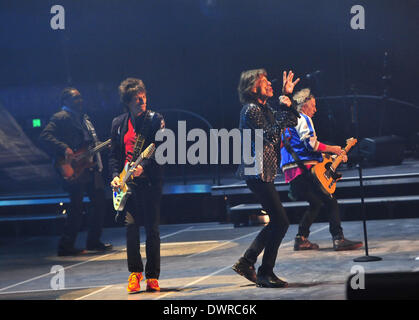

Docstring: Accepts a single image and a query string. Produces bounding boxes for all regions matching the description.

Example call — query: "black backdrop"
[1,0,419,174]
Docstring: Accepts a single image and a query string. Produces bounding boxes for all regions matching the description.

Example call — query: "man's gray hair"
[293,88,314,111]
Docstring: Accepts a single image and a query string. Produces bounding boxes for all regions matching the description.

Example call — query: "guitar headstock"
[141,143,156,159]
[346,137,358,148]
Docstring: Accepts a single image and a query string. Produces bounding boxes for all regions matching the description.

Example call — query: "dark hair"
[237,69,267,104]
[60,87,79,106]
[118,78,146,109]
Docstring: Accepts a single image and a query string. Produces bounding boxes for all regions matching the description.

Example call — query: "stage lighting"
[32,118,41,128]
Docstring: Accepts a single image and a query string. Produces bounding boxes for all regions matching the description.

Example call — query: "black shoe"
[294,236,320,251]
[86,242,113,252]
[256,273,288,288]
[333,237,363,251]
[57,246,87,257]
[232,259,257,283]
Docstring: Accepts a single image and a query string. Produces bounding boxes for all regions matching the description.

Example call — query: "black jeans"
[59,171,106,249]
[125,179,162,279]
[290,173,343,238]
[242,179,290,276]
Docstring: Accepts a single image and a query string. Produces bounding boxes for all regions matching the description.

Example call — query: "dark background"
[0,0,419,181]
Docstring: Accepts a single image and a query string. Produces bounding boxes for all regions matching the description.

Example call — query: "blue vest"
[280,113,323,170]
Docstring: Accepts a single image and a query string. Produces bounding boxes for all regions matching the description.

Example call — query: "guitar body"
[311,137,357,196]
[112,143,156,212]
[55,147,96,181]
[311,155,340,195]
[55,139,111,181]
[113,163,131,212]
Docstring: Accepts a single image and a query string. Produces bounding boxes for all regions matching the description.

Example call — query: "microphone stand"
[351,87,382,262]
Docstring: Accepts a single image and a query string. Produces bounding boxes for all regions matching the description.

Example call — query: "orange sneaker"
[146,278,160,292]
[127,272,143,294]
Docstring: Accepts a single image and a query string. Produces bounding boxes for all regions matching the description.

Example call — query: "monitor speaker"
[347,271,419,300]
[359,135,405,166]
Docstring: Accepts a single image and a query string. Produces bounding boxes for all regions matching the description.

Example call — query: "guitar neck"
[121,143,156,185]
[90,139,111,154]
[330,142,356,171]
[76,139,111,160]
[331,156,344,171]
[122,154,144,184]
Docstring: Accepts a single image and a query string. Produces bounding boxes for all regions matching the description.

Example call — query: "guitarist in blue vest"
[109,78,165,294]
[40,87,112,256]
[280,88,363,251]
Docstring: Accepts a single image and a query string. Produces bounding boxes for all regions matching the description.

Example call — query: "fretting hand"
[132,165,144,177]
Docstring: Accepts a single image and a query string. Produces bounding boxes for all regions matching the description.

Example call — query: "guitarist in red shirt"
[109,78,165,294]
[40,87,112,256]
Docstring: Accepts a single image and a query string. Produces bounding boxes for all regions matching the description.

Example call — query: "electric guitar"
[56,139,111,181]
[113,143,156,212]
[311,138,358,195]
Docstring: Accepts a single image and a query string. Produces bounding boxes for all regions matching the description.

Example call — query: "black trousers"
[290,173,343,238]
[59,170,106,249]
[125,179,162,279]
[242,179,290,276]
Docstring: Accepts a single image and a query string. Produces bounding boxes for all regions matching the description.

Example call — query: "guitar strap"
[83,115,103,172]
[281,129,310,174]
[281,129,335,199]
[130,110,155,164]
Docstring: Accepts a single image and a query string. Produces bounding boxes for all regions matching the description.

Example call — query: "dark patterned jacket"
[236,102,298,182]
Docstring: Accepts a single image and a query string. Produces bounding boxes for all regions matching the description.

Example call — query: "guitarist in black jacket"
[109,78,165,294]
[40,87,112,256]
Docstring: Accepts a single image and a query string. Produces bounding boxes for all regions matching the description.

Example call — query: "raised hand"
[282,70,300,95]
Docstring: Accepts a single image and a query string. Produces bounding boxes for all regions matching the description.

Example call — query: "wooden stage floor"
[0,218,418,300]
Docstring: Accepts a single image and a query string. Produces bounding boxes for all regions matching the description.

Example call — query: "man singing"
[109,77,165,294]
[233,69,300,288]
[280,88,363,251]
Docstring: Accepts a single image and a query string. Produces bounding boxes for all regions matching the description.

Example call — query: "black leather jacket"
[39,109,93,159]
[236,102,298,182]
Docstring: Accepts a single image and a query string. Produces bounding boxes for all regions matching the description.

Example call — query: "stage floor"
[0,218,418,300]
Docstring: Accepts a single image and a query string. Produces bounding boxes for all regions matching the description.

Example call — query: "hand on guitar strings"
[131,165,144,177]
[328,146,348,162]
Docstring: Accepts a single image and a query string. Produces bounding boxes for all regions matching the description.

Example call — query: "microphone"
[305,70,322,79]
[278,95,300,118]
